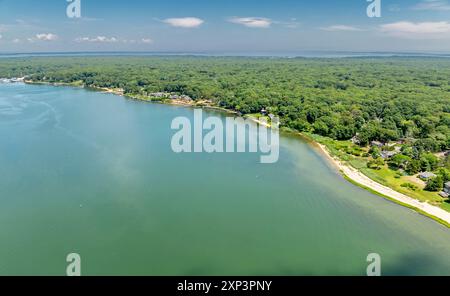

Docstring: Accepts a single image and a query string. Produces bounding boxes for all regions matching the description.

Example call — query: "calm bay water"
[0,83,449,275]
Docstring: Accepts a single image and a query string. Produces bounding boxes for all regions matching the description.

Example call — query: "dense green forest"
[1,56,449,152]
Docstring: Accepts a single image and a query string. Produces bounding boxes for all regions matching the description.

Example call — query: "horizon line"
[1,50,450,58]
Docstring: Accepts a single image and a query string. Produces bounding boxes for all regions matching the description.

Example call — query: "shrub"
[401,183,418,191]
[424,176,444,192]
[367,158,385,170]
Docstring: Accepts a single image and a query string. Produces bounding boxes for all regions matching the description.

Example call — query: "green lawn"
[441,202,450,212]
[362,166,443,204]
[306,133,449,210]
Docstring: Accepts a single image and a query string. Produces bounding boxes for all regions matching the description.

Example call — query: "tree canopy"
[1,56,449,152]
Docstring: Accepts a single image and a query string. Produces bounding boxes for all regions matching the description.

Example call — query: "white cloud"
[229,17,272,28]
[35,33,58,41]
[0,34,2,40]
[412,0,450,11]
[75,36,118,43]
[163,17,204,28]
[12,38,20,43]
[75,37,90,42]
[380,21,450,38]
[141,38,153,44]
[388,4,401,12]
[275,18,300,29]
[75,36,152,44]
[320,25,364,32]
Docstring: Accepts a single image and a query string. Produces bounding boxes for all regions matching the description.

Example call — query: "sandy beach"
[316,143,450,226]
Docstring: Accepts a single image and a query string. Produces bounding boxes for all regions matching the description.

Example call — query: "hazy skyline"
[1,0,450,53]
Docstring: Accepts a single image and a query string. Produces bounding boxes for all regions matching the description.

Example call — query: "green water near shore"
[0,83,449,275]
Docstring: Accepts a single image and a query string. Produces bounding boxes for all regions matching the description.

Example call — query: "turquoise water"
[0,83,449,275]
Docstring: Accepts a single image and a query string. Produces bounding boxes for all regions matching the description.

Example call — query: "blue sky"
[0,0,450,53]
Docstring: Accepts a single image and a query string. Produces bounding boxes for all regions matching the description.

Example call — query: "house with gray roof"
[444,181,450,194]
[371,141,384,148]
[418,172,437,180]
[381,151,398,159]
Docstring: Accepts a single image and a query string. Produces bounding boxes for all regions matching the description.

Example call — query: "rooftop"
[419,172,437,179]
[439,191,449,198]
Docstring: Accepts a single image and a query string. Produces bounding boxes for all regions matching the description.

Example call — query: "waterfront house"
[169,94,192,101]
[10,77,24,83]
[371,141,384,148]
[444,182,450,194]
[419,172,437,180]
[149,92,168,98]
[381,151,398,159]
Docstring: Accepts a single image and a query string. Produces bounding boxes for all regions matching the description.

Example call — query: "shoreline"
[21,80,450,227]
[312,140,450,227]
[25,80,266,121]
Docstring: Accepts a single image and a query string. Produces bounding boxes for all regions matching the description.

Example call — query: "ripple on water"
[0,98,25,117]
[0,96,60,129]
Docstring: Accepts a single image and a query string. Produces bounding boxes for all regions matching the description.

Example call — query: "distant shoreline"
[2,51,450,59]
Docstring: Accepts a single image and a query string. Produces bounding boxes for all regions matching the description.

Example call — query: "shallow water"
[0,83,449,275]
